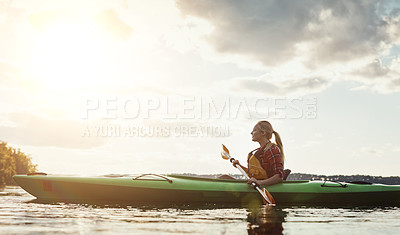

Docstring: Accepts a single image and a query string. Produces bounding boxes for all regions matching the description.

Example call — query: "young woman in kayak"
[221,121,285,186]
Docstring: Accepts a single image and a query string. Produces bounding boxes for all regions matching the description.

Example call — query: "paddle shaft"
[229,157,273,205]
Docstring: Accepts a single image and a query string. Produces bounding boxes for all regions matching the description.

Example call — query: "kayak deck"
[13,174,400,207]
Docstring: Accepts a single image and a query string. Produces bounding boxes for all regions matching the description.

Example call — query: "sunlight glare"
[32,20,105,89]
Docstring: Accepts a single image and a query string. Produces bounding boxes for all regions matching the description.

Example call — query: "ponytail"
[273,131,285,166]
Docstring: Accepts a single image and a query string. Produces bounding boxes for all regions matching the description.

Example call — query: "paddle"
[221,144,276,205]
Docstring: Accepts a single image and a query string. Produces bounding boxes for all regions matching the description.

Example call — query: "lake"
[1,186,399,234]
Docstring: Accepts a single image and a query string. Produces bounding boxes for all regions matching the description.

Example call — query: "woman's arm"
[248,174,282,186]
[238,163,248,172]
[231,160,248,172]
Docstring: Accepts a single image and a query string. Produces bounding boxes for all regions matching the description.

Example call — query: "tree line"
[0,142,37,187]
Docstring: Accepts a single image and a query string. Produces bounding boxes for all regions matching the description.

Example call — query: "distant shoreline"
[286,173,400,185]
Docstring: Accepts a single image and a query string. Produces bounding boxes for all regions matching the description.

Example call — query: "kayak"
[13,173,400,207]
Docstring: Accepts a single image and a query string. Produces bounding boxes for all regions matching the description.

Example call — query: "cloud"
[360,146,385,157]
[176,0,400,94]
[231,74,331,96]
[0,112,107,149]
[386,9,400,44]
[176,0,394,67]
[349,57,400,93]
[351,59,390,79]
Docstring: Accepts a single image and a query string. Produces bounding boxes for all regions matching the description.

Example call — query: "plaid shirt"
[252,143,284,179]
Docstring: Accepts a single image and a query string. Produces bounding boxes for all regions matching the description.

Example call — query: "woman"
[232,121,285,186]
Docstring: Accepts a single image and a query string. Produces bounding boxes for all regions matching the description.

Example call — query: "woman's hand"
[232,159,239,167]
[247,177,259,186]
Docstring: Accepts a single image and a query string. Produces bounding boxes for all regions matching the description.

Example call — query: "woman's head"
[252,120,285,164]
[253,121,274,140]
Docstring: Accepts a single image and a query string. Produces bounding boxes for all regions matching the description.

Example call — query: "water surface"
[1,186,399,234]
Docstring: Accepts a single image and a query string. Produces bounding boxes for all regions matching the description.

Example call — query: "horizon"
[1,1,400,177]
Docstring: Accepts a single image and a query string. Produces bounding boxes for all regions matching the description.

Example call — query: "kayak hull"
[13,174,400,207]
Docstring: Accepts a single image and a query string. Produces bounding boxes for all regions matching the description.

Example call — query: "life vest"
[247,142,275,180]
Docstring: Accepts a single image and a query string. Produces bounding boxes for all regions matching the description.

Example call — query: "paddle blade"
[222,144,230,154]
[221,151,230,160]
[263,188,276,205]
[221,144,231,160]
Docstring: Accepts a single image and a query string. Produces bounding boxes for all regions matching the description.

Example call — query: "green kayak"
[13,174,400,207]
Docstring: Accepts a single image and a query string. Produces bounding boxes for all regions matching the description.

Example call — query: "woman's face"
[251,125,264,142]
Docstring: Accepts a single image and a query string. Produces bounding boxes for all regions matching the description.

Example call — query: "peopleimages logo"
[82,96,317,120]
[80,96,317,138]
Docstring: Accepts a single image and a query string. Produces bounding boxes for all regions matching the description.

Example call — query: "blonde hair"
[256,121,285,165]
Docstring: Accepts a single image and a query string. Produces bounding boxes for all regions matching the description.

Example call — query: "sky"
[0,0,399,176]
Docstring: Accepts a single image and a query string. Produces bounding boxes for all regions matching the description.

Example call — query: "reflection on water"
[1,186,400,234]
[247,206,286,235]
